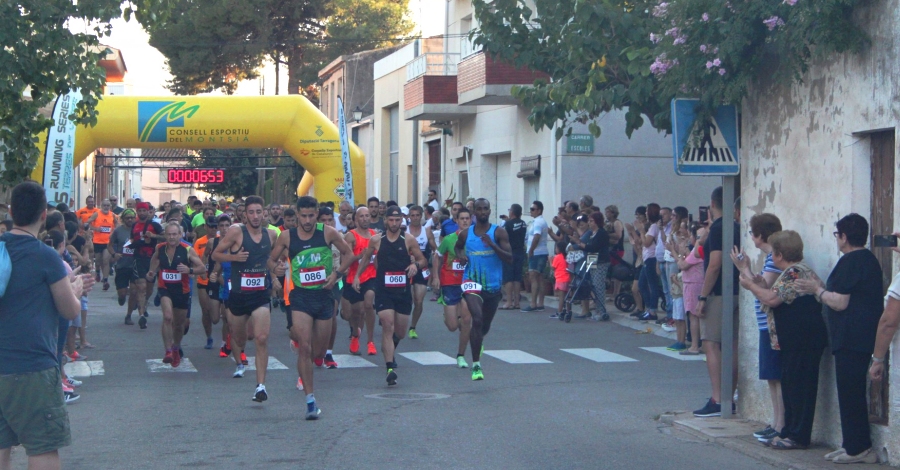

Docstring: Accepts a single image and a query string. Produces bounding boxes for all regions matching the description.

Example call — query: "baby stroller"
[609,252,638,313]
[559,258,601,323]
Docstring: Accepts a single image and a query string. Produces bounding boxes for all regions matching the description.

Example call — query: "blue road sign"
[672,99,740,176]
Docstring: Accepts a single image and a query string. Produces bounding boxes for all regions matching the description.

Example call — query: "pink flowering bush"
[649,0,867,119]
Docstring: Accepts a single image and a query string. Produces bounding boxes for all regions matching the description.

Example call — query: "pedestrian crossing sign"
[671,99,740,176]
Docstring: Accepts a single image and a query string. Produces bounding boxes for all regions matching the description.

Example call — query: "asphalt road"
[12,284,777,470]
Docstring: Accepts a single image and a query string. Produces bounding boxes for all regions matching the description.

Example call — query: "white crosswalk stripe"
[399,351,457,365]
[483,349,552,364]
[331,354,377,368]
[561,348,638,363]
[244,356,288,371]
[640,347,706,361]
[64,360,105,377]
[146,358,198,372]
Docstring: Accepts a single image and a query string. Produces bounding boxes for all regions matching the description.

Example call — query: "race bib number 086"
[385,272,407,288]
[241,273,266,291]
[299,267,327,287]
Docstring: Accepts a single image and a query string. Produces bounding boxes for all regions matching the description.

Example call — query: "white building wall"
[739,0,900,462]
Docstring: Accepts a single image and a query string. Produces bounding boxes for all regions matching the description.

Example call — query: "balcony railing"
[461,37,483,59]
[406,53,461,81]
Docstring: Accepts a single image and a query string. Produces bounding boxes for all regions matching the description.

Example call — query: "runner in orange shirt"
[75,195,98,227]
[193,216,222,350]
[86,199,117,290]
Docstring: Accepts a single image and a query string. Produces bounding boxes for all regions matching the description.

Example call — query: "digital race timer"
[166,168,225,184]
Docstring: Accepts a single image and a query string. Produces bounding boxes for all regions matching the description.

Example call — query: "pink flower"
[700,44,707,52]
[652,2,669,17]
[719,69,726,75]
[706,61,714,69]
[783,0,797,5]
[665,27,680,37]
[701,13,710,22]
[673,36,686,45]
[712,58,721,67]
[763,16,785,31]
[650,54,677,75]
[713,47,719,54]
[650,33,661,44]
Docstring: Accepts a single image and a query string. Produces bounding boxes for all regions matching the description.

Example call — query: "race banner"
[336,96,354,205]
[43,89,82,204]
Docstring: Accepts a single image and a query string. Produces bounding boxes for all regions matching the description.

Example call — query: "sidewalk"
[659,412,882,469]
[524,293,679,341]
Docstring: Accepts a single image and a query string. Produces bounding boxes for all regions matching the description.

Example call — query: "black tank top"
[157,243,191,294]
[289,224,327,259]
[230,225,271,294]
[376,233,410,291]
[613,222,625,252]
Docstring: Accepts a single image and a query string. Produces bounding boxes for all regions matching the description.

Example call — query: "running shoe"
[754,427,779,442]
[386,368,398,386]
[306,401,321,420]
[153,293,161,307]
[252,384,268,402]
[666,342,687,351]
[520,306,538,312]
[240,351,248,366]
[290,340,299,354]
[349,336,360,355]
[296,377,304,391]
[171,350,181,368]
[314,357,324,367]
[548,312,561,319]
[408,328,418,339]
[233,364,245,378]
[324,354,338,369]
[457,355,468,369]
[661,323,677,332]
[471,364,484,381]
[219,346,230,358]
[693,398,722,417]
[64,390,80,404]
[638,311,659,322]
[102,279,110,291]
[124,314,133,325]
[64,377,83,387]
[118,295,126,306]
[138,312,148,329]
[163,350,174,365]
[367,342,377,355]
[205,337,214,350]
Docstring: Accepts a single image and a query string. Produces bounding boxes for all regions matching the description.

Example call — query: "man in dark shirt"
[0,181,90,469]
[131,202,164,329]
[441,202,463,237]
[502,204,528,309]
[693,186,741,418]
[110,196,124,215]
[368,197,385,233]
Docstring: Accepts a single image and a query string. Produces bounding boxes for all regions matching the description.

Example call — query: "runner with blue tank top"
[454,198,513,381]
[354,206,428,386]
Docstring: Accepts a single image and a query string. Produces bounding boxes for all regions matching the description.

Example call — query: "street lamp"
[352,106,363,123]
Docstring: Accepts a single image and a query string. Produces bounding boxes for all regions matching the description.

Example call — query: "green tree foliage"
[472,0,868,139]
[0,0,175,186]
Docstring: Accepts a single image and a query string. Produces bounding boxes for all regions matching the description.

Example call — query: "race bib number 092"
[385,272,407,288]
[241,273,266,291]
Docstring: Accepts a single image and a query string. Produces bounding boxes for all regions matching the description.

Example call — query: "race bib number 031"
[385,272,407,288]
[240,273,266,291]
[462,280,482,294]
[161,270,181,282]
[299,267,327,287]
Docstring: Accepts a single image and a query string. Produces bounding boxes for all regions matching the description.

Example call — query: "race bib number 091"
[299,267,327,287]
[161,270,181,282]
[385,272,407,288]
[241,273,266,291]
[462,281,482,294]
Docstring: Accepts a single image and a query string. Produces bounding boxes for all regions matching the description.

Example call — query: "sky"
[101,0,446,96]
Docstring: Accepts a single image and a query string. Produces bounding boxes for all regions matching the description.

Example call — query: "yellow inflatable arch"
[31,95,365,204]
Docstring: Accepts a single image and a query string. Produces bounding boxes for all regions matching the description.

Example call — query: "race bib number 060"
[451,260,465,271]
[241,273,266,291]
[299,267,327,287]
[462,280,482,294]
[385,272,407,288]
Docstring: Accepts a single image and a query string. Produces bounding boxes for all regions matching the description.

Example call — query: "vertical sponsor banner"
[336,96,354,205]
[43,89,82,204]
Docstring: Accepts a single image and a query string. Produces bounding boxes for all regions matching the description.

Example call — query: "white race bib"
[299,267,327,287]
[451,260,465,272]
[161,270,181,282]
[122,241,134,256]
[99,226,112,233]
[421,269,430,279]
[384,272,407,288]
[240,273,266,291]
[462,280,482,294]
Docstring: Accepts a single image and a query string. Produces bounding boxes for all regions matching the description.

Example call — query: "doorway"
[869,129,894,424]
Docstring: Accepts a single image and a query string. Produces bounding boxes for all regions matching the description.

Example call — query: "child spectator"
[551,241,571,319]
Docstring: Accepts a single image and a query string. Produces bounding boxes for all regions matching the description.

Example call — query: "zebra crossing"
[64,346,704,377]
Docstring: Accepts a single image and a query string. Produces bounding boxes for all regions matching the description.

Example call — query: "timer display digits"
[167,168,225,184]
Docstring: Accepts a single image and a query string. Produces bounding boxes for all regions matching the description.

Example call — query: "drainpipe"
[412,40,420,204]
[550,121,558,208]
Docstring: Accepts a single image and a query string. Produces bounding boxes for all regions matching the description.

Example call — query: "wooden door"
[869,130,894,425]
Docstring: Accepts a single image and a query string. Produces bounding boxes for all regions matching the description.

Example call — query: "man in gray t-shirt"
[108,209,138,322]
[522,201,549,312]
